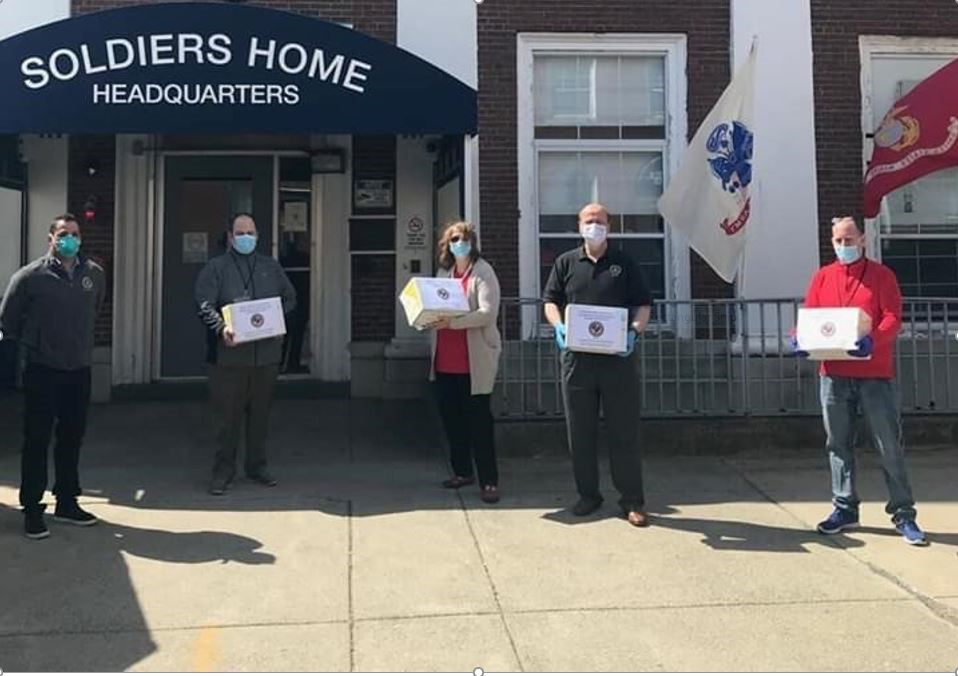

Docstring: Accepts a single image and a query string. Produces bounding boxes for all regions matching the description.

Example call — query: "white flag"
[658,48,756,283]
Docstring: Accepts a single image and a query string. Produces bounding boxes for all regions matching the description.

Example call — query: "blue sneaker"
[816,508,860,534]
[895,520,929,546]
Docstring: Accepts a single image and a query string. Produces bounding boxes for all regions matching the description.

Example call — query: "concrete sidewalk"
[0,400,957,672]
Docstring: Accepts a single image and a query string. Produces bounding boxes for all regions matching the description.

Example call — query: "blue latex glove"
[554,323,568,351]
[789,335,809,358]
[619,329,638,357]
[847,335,873,358]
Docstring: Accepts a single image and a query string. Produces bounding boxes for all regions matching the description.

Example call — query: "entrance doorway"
[160,155,273,378]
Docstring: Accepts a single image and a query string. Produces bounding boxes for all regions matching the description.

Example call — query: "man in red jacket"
[797,216,927,546]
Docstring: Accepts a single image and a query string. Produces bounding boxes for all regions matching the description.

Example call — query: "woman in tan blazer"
[427,221,503,503]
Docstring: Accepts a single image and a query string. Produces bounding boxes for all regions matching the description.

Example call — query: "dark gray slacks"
[209,364,279,480]
[560,350,644,510]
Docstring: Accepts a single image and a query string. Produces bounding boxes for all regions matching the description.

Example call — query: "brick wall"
[350,255,395,341]
[68,135,115,346]
[810,0,958,263]
[477,0,732,301]
[72,0,396,43]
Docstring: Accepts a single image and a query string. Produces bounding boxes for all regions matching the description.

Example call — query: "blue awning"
[0,2,477,135]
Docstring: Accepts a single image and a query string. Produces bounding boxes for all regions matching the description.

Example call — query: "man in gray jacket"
[195,213,296,495]
[0,213,106,539]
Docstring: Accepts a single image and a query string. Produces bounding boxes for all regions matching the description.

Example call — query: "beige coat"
[429,258,502,395]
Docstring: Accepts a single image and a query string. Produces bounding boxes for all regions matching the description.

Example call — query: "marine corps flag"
[864,57,958,218]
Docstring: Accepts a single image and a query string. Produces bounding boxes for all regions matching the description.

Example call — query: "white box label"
[796,307,872,361]
[222,297,287,344]
[565,304,629,355]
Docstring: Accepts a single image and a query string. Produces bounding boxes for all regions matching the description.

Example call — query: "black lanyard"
[230,251,258,297]
[837,260,868,307]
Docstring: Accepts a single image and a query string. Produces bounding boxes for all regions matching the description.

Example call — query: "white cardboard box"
[221,297,287,344]
[565,303,629,354]
[796,307,872,361]
[399,277,470,330]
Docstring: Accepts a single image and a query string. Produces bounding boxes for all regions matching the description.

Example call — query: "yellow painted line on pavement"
[192,627,219,672]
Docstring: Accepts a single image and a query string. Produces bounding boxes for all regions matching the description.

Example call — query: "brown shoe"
[626,510,649,527]
[480,485,500,504]
[441,475,475,489]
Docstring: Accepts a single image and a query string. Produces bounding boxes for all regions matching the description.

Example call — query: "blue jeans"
[820,376,917,523]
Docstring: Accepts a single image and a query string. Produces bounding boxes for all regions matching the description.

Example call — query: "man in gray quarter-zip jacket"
[194,213,296,496]
[0,213,106,539]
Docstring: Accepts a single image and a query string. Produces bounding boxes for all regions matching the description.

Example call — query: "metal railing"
[494,297,958,419]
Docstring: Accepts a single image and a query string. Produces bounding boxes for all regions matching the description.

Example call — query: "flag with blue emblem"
[658,47,756,283]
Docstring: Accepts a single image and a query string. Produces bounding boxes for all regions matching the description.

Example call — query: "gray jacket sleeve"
[194,260,225,334]
[0,267,29,342]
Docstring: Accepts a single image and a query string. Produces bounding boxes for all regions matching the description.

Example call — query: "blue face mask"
[834,244,862,265]
[55,234,81,258]
[450,240,472,259]
[232,234,257,256]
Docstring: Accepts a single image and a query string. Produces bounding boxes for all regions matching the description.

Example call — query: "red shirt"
[434,268,471,374]
[802,258,902,379]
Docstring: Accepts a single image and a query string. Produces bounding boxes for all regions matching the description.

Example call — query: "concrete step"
[493,379,823,418]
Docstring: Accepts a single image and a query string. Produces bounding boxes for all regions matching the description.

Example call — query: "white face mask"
[581,221,608,244]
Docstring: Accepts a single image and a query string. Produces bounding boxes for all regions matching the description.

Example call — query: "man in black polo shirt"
[0,213,106,539]
[543,203,653,527]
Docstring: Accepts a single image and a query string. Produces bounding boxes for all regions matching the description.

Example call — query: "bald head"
[578,203,610,226]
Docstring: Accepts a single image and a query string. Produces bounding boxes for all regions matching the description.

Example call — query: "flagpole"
[736,36,758,356]
[738,34,758,299]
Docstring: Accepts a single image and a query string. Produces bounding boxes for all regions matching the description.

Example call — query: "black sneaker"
[53,500,98,526]
[24,508,50,540]
[572,496,604,516]
[210,476,231,495]
[247,469,277,487]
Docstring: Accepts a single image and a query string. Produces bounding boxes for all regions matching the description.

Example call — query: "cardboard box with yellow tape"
[399,277,470,330]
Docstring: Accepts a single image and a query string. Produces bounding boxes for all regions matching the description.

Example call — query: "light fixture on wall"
[83,195,98,224]
[85,159,100,177]
[310,148,346,174]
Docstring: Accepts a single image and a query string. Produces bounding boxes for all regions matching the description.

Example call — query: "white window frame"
[860,36,958,258]
[517,33,689,338]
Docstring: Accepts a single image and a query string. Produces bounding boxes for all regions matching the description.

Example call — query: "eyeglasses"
[450,235,465,243]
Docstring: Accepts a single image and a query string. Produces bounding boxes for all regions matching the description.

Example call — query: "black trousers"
[435,373,498,486]
[20,363,91,512]
[560,351,644,510]
[209,364,279,481]
[282,271,310,372]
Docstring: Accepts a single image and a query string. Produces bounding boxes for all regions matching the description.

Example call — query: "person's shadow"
[648,513,866,553]
[541,503,868,554]
[0,503,274,672]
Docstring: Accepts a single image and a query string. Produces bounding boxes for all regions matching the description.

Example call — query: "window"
[866,48,958,299]
[518,35,687,330]
[536,150,665,295]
